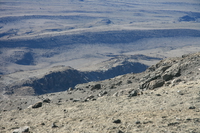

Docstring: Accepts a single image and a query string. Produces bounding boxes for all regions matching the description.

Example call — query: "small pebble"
[113,119,121,124]
[156,94,161,96]
[189,106,196,109]
[135,121,141,124]
[52,122,58,128]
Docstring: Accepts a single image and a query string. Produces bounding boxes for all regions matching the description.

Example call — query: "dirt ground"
[0,79,200,133]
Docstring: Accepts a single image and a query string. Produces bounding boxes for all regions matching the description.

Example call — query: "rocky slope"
[1,80,200,133]
[0,52,200,133]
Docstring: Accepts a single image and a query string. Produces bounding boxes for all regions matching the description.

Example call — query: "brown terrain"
[0,52,200,133]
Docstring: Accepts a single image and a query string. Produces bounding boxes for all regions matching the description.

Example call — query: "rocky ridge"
[0,52,200,133]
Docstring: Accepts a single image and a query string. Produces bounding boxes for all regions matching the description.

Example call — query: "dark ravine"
[2,61,148,95]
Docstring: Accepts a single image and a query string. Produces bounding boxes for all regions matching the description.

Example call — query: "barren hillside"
[0,52,200,133]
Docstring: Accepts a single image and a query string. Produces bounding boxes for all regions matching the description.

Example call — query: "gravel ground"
[0,80,200,133]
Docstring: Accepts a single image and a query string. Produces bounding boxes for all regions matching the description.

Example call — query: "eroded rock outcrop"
[139,52,200,90]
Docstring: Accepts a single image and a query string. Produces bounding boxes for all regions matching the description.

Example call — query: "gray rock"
[128,90,138,97]
[193,118,200,123]
[135,121,141,124]
[113,119,121,124]
[117,130,124,133]
[139,72,162,89]
[52,122,58,128]
[143,121,153,124]
[32,102,42,108]
[91,84,101,90]
[73,99,80,102]
[162,63,181,81]
[167,122,180,126]
[68,87,73,91]
[43,98,51,103]
[13,126,29,133]
[189,106,196,109]
[158,65,171,72]
[148,79,165,90]
[84,95,95,101]
[177,90,185,95]
[127,80,132,84]
[156,94,161,96]
[140,79,165,90]
[98,91,107,97]
[113,92,119,97]
[172,78,182,84]
[116,81,122,86]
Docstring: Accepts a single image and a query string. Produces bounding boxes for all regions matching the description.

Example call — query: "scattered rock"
[110,85,116,89]
[117,130,124,133]
[189,106,196,109]
[98,91,107,97]
[177,90,185,95]
[68,87,73,91]
[17,107,22,110]
[70,98,73,100]
[193,118,200,123]
[127,80,132,84]
[140,78,165,90]
[113,92,119,97]
[167,122,180,126]
[116,81,122,86]
[172,78,182,84]
[128,90,138,97]
[143,121,153,124]
[84,95,95,101]
[135,121,141,124]
[113,119,121,124]
[91,84,101,90]
[32,102,42,108]
[12,126,29,133]
[186,118,192,121]
[92,98,96,101]
[43,98,51,103]
[114,90,125,97]
[52,122,58,128]
[156,94,161,96]
[165,81,171,86]
[73,99,80,102]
